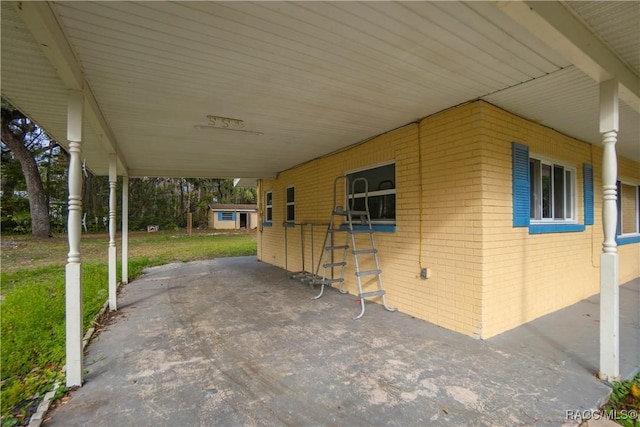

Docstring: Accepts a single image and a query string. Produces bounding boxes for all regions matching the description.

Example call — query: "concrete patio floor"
[45,256,639,427]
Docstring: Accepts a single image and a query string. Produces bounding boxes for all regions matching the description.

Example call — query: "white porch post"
[599,79,620,381]
[122,176,129,284]
[108,155,117,311]
[65,90,84,387]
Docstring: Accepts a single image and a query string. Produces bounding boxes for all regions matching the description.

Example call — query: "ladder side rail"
[333,175,348,214]
[315,226,348,298]
[331,231,349,294]
[366,223,397,316]
[348,176,370,215]
[348,177,375,229]
[334,175,349,293]
[347,177,368,319]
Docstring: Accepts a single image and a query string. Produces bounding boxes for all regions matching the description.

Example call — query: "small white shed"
[208,204,258,230]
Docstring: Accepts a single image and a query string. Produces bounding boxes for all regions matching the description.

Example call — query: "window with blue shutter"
[512,142,585,234]
[219,212,235,221]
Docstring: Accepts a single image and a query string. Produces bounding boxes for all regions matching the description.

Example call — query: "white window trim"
[265,191,273,222]
[529,154,577,224]
[618,179,640,237]
[285,185,295,222]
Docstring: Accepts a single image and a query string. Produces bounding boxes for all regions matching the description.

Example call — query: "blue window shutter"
[218,212,223,221]
[583,164,594,225]
[512,142,530,227]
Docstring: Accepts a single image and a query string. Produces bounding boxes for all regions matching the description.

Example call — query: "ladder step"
[326,245,349,251]
[355,269,382,277]
[359,290,386,298]
[353,249,378,255]
[324,262,346,268]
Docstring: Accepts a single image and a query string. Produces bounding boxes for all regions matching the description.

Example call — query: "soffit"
[565,1,639,73]
[1,2,107,175]
[483,66,640,161]
[1,1,638,179]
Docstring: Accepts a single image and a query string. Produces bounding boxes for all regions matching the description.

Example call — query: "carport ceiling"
[1,1,638,178]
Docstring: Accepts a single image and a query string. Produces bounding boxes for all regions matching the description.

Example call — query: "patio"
[44,256,639,426]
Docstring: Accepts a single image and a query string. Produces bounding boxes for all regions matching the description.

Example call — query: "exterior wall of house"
[211,212,237,230]
[209,210,258,230]
[479,104,597,338]
[478,102,640,338]
[258,102,485,337]
[257,100,640,339]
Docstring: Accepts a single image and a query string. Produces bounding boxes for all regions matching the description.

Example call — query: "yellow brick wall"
[479,101,640,338]
[417,103,484,336]
[257,100,639,339]
[258,103,485,337]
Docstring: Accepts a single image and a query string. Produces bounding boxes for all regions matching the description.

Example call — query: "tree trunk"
[1,121,51,238]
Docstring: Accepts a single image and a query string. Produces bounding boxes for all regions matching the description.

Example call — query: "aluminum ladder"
[314,175,396,319]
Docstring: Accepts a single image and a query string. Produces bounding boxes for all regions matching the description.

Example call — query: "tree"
[1,100,52,238]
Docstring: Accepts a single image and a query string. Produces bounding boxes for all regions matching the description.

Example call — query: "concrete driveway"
[44,257,639,426]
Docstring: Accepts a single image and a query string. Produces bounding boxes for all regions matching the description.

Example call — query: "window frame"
[285,186,295,223]
[529,154,577,224]
[219,212,235,221]
[512,142,587,234]
[264,191,273,226]
[617,180,640,245]
[345,161,396,229]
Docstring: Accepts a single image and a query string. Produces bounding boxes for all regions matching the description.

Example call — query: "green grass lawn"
[0,229,257,425]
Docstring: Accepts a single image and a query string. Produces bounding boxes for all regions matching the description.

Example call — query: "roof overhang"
[2,1,638,178]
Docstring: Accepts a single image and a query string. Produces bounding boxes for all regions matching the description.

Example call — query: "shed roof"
[209,204,257,212]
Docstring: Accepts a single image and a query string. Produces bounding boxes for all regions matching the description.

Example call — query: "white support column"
[108,155,117,311]
[122,176,129,284]
[599,79,620,381]
[65,90,84,387]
